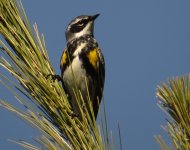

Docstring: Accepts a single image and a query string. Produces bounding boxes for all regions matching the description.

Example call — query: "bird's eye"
[77,20,84,26]
[69,18,89,33]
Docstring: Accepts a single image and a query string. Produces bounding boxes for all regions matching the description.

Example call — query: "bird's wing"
[60,48,69,75]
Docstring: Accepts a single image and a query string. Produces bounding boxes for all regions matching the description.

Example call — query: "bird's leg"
[46,74,67,92]
[46,74,81,119]
[47,74,65,89]
[46,73,71,99]
[46,74,63,82]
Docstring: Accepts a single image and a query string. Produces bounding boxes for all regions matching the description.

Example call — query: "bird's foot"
[46,74,62,82]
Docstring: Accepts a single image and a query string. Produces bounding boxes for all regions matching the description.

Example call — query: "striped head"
[65,14,100,42]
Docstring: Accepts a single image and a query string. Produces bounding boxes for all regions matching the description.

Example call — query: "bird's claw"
[46,74,62,82]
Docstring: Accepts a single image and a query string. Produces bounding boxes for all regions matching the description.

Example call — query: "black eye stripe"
[70,19,89,33]
[76,19,88,26]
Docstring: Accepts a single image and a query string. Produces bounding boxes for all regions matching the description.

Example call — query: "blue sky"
[1,0,190,149]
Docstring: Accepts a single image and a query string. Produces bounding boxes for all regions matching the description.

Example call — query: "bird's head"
[65,14,100,42]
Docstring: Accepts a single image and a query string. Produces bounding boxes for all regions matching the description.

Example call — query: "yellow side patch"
[87,48,98,69]
[60,49,67,68]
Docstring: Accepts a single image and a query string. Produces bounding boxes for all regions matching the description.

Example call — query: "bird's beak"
[91,14,100,21]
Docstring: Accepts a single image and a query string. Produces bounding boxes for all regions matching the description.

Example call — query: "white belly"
[62,56,89,115]
[63,56,86,87]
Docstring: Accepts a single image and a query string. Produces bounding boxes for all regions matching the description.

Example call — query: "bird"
[59,14,105,120]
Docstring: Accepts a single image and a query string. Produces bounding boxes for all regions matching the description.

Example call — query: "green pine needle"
[156,75,190,149]
[0,0,115,149]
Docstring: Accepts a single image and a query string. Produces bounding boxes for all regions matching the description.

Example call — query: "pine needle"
[0,0,113,149]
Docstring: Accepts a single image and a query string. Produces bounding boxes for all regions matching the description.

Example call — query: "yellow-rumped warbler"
[51,14,105,120]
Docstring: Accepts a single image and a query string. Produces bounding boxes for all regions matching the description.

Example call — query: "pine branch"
[156,75,190,149]
[0,0,112,149]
